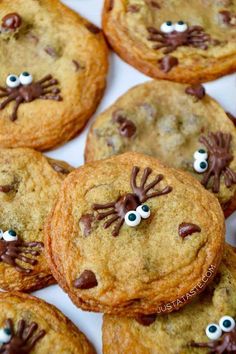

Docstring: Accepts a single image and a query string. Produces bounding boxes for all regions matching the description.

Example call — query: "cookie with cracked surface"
[0,147,73,292]
[0,0,108,150]
[0,292,95,354]
[102,0,236,83]
[45,152,224,316]
[102,245,236,354]
[85,80,236,217]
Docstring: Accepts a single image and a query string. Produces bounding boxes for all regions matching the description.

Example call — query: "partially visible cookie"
[45,152,224,316]
[0,148,72,292]
[85,80,236,215]
[0,0,108,150]
[0,292,95,353]
[103,0,236,83]
[103,244,236,354]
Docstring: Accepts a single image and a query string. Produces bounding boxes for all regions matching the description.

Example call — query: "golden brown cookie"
[102,245,236,354]
[45,152,225,316]
[85,80,236,216]
[0,292,95,354]
[0,147,73,292]
[0,0,108,150]
[103,0,236,83]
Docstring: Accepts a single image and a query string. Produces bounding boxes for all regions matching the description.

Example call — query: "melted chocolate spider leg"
[39,94,62,101]
[146,185,173,199]
[17,319,26,338]
[41,79,58,89]
[213,173,221,193]
[36,74,53,84]
[190,341,216,349]
[15,254,37,265]
[93,202,116,210]
[0,93,17,110]
[130,166,140,191]
[0,86,7,92]
[22,322,38,341]
[11,96,23,121]
[5,319,14,334]
[96,210,117,220]
[144,174,163,193]
[0,92,8,98]
[112,218,124,237]
[27,329,46,350]
[0,254,31,273]
[104,215,120,228]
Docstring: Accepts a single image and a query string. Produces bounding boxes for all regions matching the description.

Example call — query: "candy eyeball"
[19,72,33,85]
[125,210,141,227]
[206,323,222,340]
[136,204,151,219]
[193,159,208,173]
[194,149,208,161]
[160,21,175,33]
[174,21,188,32]
[3,229,18,242]
[0,327,12,344]
[6,74,20,88]
[219,316,235,332]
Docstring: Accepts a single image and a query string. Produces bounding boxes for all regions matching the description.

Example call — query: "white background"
[33,1,236,353]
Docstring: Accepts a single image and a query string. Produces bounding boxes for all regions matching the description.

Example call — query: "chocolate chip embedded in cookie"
[0,0,108,150]
[0,148,73,292]
[85,80,236,216]
[102,0,236,83]
[0,292,95,354]
[45,152,224,316]
[102,245,236,354]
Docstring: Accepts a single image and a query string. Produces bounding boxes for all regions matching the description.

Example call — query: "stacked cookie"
[0,0,236,353]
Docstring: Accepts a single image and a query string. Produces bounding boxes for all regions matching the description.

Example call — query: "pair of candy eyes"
[193,149,208,173]
[0,327,11,344]
[0,229,18,242]
[125,204,150,227]
[6,72,33,88]
[206,316,235,340]
[160,21,188,34]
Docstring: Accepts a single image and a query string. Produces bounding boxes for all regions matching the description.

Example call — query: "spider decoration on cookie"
[0,318,45,354]
[193,132,236,193]
[93,166,172,237]
[147,21,211,54]
[191,315,236,353]
[0,72,62,121]
[0,229,43,274]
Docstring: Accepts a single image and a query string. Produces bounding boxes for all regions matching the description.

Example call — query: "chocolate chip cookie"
[85,80,236,216]
[103,0,236,83]
[45,152,224,316]
[0,0,108,150]
[102,244,236,354]
[0,292,95,353]
[0,148,72,292]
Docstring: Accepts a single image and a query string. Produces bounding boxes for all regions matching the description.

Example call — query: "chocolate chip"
[185,84,206,100]
[178,223,201,238]
[108,0,114,11]
[0,184,14,193]
[226,112,236,126]
[112,110,126,124]
[119,120,136,138]
[127,5,140,13]
[50,163,70,175]
[73,270,98,289]
[135,314,157,326]
[79,214,94,236]
[159,55,178,73]
[44,46,58,58]
[148,0,161,8]
[2,13,21,30]
[86,23,101,34]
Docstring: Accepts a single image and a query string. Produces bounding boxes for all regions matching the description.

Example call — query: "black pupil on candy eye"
[178,21,184,25]
[128,213,136,221]
[22,72,29,76]
[166,21,172,26]
[8,229,16,236]
[199,149,205,154]
[200,161,207,169]
[10,76,16,82]
[209,325,217,333]
[142,205,149,212]
[4,328,11,335]
[223,320,231,328]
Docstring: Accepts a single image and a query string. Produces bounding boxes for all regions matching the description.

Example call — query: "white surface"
[33,1,236,353]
